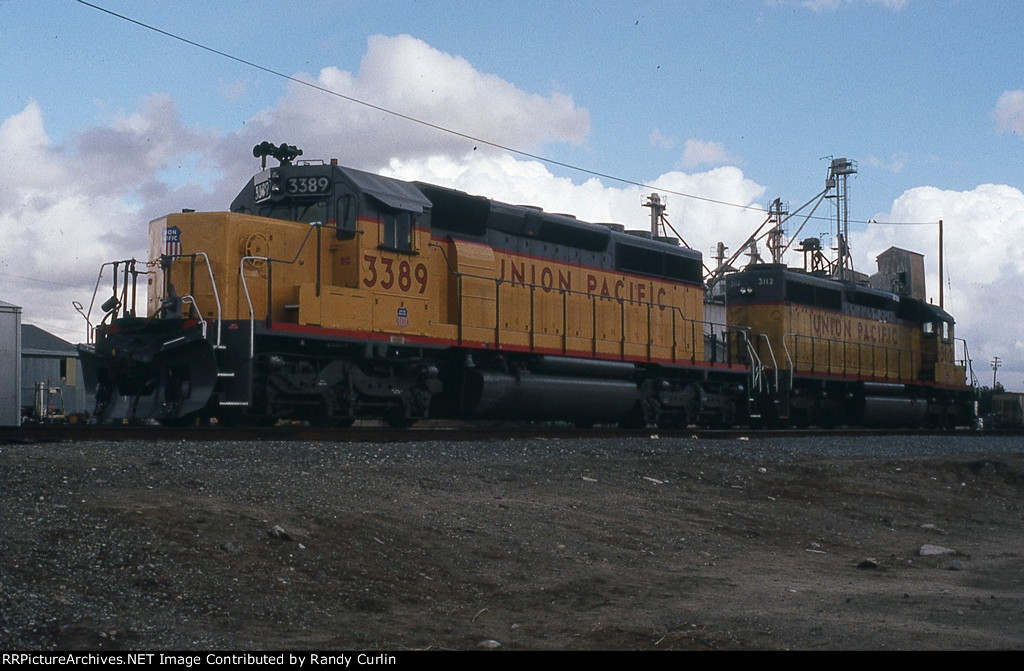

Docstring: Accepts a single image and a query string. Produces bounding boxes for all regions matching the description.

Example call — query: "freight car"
[76,145,976,429]
[78,143,751,428]
[979,389,1024,429]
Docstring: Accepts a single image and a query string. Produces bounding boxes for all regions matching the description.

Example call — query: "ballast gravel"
[1,433,1022,650]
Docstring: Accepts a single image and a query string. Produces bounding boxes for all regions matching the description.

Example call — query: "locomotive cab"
[918,304,964,386]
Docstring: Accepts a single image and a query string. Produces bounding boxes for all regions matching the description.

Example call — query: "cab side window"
[380,209,415,252]
[336,194,357,239]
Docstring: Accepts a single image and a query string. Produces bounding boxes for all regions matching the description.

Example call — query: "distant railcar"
[986,391,1024,429]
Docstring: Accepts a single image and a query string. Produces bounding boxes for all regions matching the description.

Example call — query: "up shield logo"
[164,226,182,257]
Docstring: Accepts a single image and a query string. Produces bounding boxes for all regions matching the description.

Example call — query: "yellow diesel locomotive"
[79,143,749,427]
[726,258,973,428]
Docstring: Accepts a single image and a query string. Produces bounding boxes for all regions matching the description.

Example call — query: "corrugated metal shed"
[20,323,91,420]
[1,300,23,426]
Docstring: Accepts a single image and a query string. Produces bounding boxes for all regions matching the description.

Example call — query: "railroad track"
[0,422,1003,444]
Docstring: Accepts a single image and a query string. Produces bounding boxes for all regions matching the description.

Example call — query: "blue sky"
[2,0,1023,388]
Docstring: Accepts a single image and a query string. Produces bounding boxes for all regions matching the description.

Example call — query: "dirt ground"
[1,433,1022,650]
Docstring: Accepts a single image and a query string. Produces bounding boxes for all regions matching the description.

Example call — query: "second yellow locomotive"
[726,255,970,427]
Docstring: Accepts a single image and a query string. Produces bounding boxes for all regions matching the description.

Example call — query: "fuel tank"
[461,369,640,423]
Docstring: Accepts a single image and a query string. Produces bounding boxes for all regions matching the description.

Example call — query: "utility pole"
[991,356,1001,388]
[938,219,944,310]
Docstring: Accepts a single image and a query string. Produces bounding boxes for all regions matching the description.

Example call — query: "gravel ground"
[1,433,1022,650]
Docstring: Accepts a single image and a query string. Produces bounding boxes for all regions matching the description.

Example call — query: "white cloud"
[802,0,842,10]
[70,94,218,202]
[994,90,1024,136]
[219,78,250,103]
[650,167,767,249]
[0,102,143,340]
[0,97,224,340]
[856,183,1024,385]
[241,34,590,172]
[681,139,739,170]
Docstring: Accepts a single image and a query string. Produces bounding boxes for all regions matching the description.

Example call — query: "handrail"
[756,333,779,392]
[781,332,924,382]
[80,252,226,349]
[79,259,152,344]
[956,337,978,387]
[240,255,263,358]
[425,236,749,366]
[162,252,223,348]
[186,253,223,348]
[238,222,329,357]
[180,296,207,339]
[435,253,747,366]
[748,339,765,392]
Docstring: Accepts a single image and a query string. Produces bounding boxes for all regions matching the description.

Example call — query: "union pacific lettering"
[808,312,903,346]
[855,321,901,346]
[500,258,572,293]
[810,313,852,340]
[498,258,671,305]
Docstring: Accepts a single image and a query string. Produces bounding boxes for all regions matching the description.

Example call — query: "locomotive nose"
[82,328,218,423]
